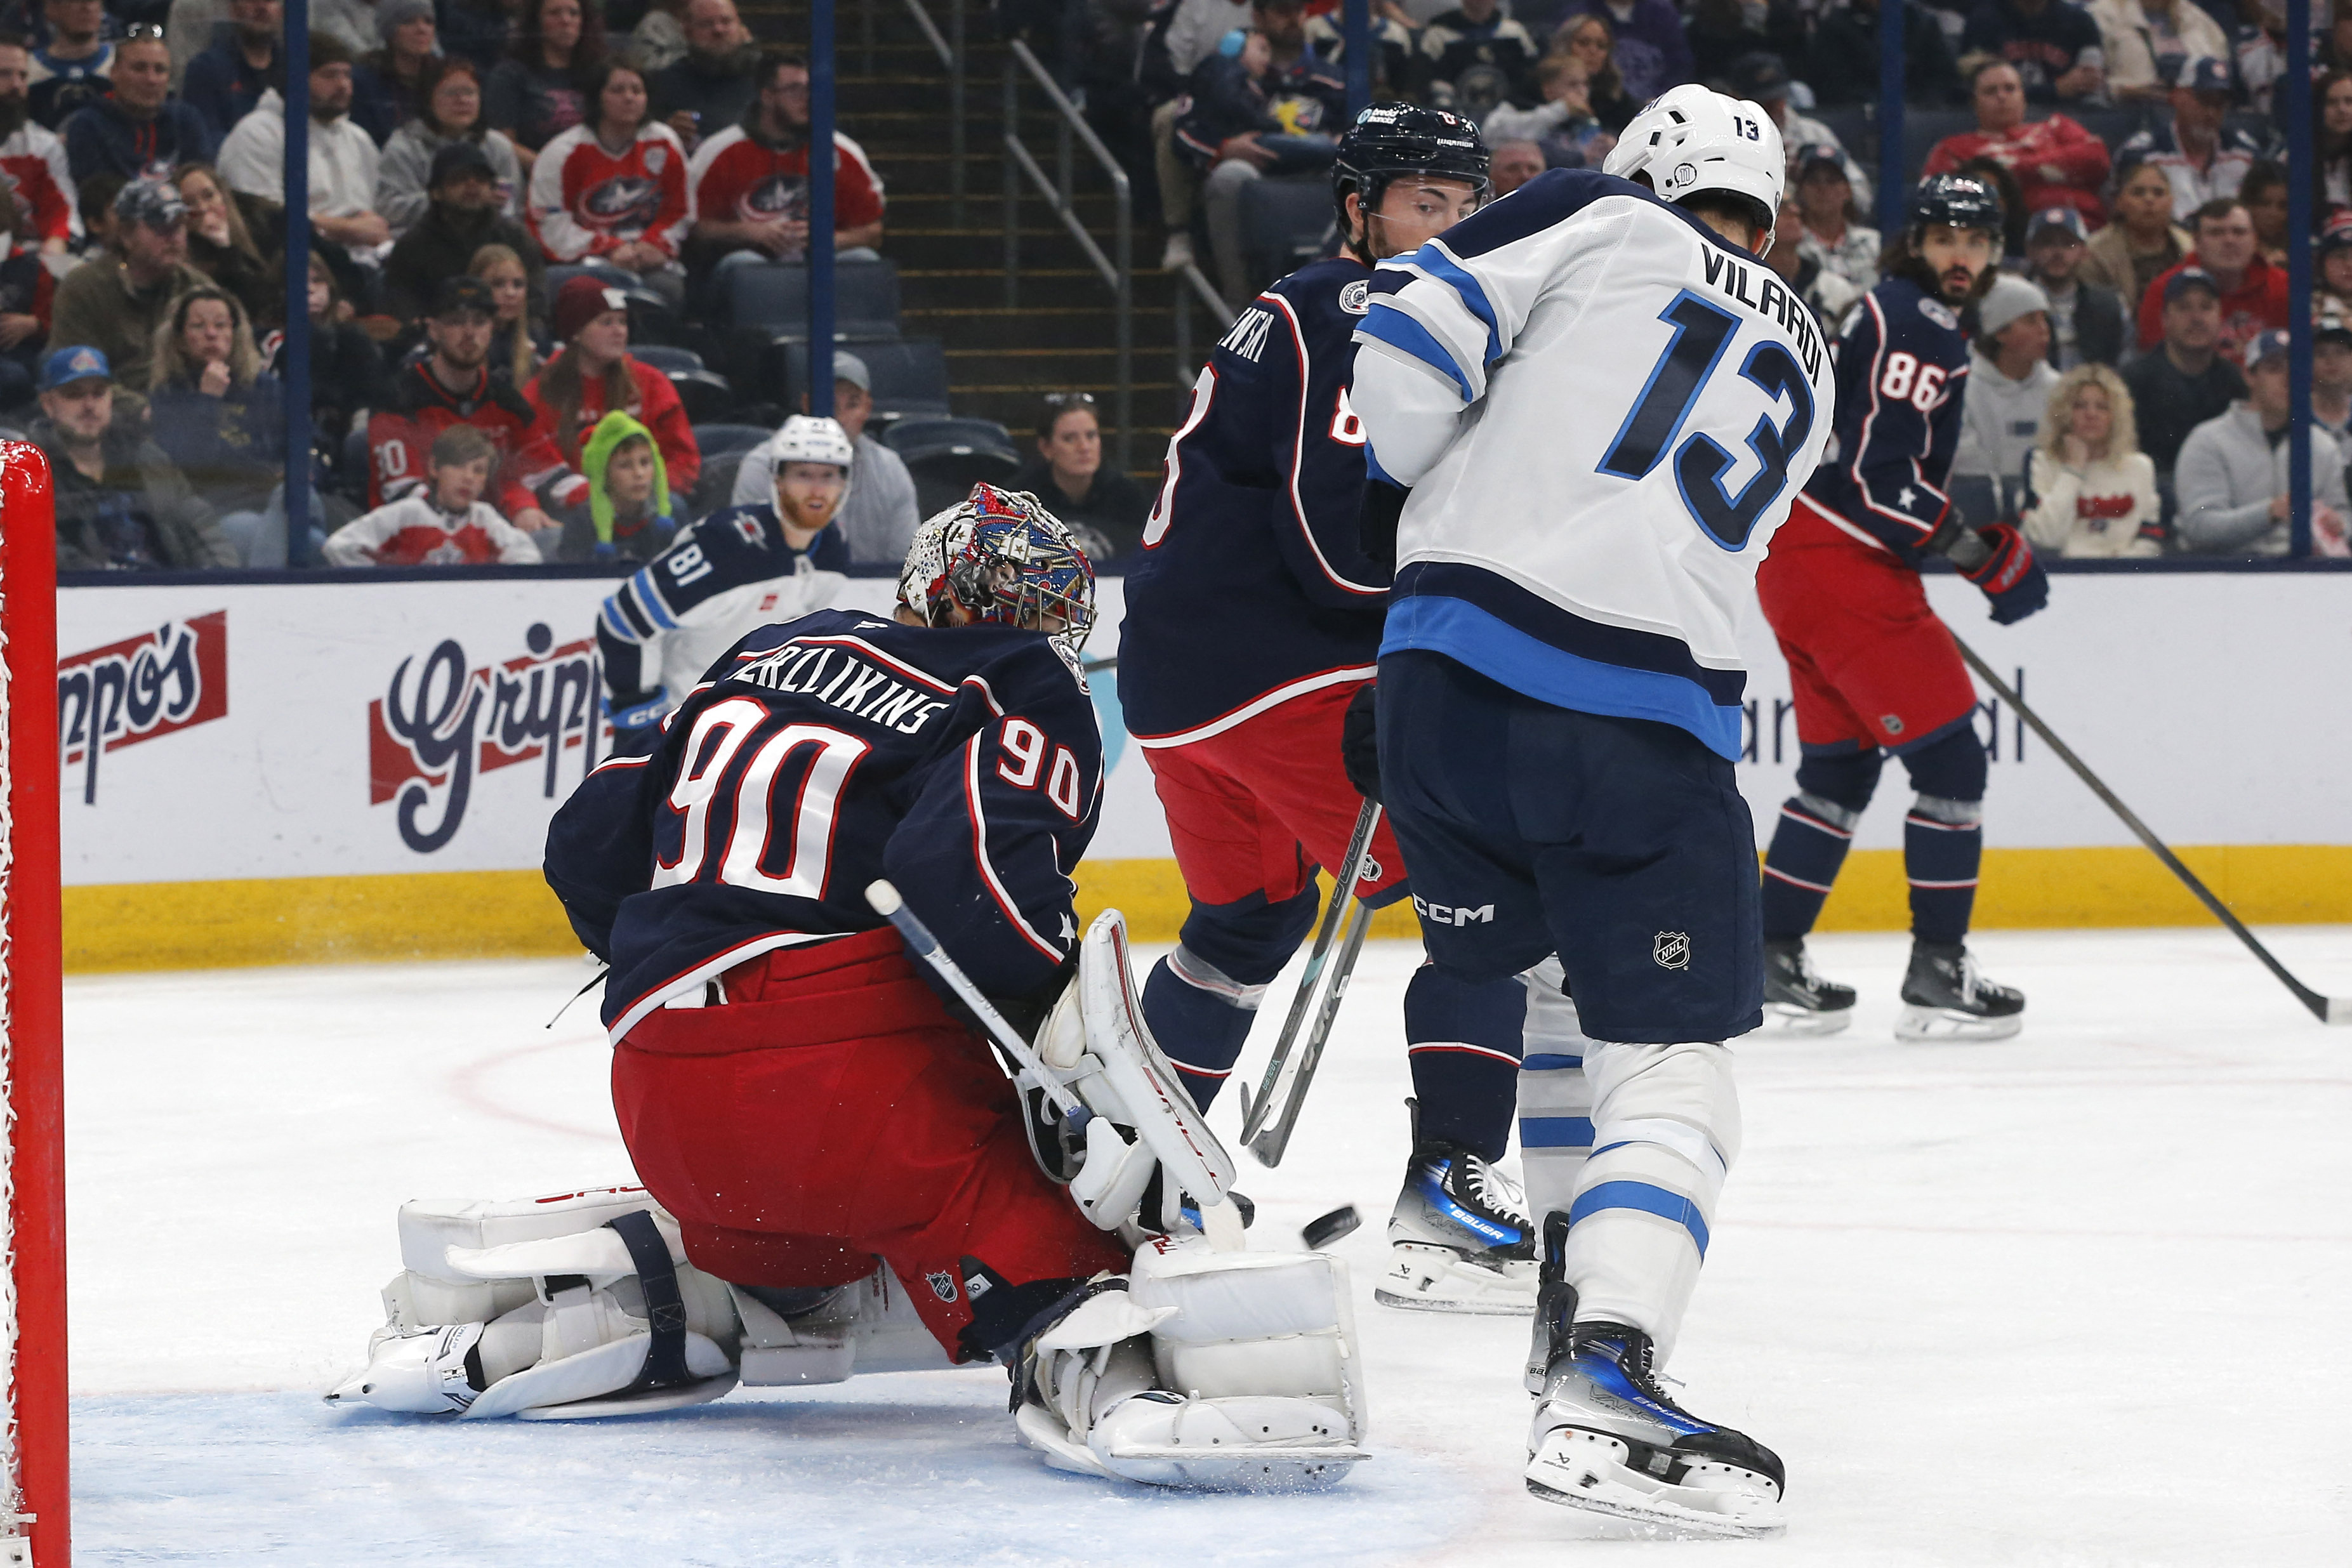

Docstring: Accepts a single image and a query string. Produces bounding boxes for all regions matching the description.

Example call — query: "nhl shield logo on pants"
[926,1270,959,1303]
[1653,931,1691,970]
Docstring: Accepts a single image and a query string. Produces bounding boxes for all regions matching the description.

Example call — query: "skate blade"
[1894,1003,2024,1043]
[1374,1244,1535,1316]
[1761,1001,1853,1036]
[1525,1436,1785,1541]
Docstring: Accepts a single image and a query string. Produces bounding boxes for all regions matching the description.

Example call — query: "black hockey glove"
[1359,479,1409,578]
[1341,681,1382,804]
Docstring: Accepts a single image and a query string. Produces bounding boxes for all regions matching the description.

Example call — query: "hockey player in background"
[1123,104,1545,1315]
[329,488,1373,1487]
[1349,84,1831,1536]
[593,414,852,748]
[1755,173,2048,1041]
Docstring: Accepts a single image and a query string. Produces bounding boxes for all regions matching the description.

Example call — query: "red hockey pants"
[611,926,1127,1359]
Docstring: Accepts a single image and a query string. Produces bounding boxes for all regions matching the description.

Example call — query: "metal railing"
[1001,39,1133,470]
[1171,263,1235,386]
[899,0,966,227]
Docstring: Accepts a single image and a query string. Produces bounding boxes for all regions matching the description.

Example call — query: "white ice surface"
[63,930,2352,1564]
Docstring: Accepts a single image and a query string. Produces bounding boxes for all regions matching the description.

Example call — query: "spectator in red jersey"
[324,423,543,565]
[527,60,689,308]
[519,273,700,515]
[0,36,77,256]
[486,0,605,173]
[1924,60,2110,230]
[684,50,883,285]
[2135,197,2289,362]
[366,275,557,537]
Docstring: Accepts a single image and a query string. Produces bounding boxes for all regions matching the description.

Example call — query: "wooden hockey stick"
[1955,639,2351,1025]
[1238,798,1383,1145]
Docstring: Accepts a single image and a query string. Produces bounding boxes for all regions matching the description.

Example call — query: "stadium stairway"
[743,0,1194,480]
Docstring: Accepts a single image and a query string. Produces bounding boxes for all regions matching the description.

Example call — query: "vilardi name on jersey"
[1350,168,1836,760]
[545,609,1102,1038]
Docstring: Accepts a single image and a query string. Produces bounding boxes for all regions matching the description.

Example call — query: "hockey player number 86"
[651,697,872,896]
[1599,292,1816,551]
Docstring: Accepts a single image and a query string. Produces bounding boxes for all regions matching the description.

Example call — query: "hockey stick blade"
[1954,641,2349,1025]
[864,881,1095,1119]
[1239,799,1383,1144]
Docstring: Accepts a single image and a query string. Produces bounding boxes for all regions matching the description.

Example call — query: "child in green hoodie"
[555,410,679,562]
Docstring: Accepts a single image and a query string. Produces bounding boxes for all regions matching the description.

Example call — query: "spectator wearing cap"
[364,273,552,532]
[2081,156,2191,314]
[520,273,699,518]
[2025,207,2125,368]
[215,33,386,258]
[34,345,234,570]
[381,138,543,322]
[61,27,212,185]
[1955,274,2059,512]
[2311,313,2352,446]
[2176,328,2352,556]
[2134,197,2288,360]
[2022,364,2165,556]
[1925,60,2109,231]
[1791,144,1879,291]
[48,177,204,386]
[2113,56,2273,223]
[2088,0,2230,104]
[1960,0,2108,105]
[1807,0,1964,110]
[1559,0,1691,104]
[1727,52,1872,212]
[181,0,280,144]
[1010,393,1150,560]
[646,0,756,144]
[376,55,522,240]
[352,0,442,145]
[729,349,920,565]
[685,51,885,284]
[2122,267,2245,482]
[26,0,114,131]
[1412,0,1539,117]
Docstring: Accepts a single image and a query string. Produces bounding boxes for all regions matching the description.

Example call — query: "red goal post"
[1,443,63,1567]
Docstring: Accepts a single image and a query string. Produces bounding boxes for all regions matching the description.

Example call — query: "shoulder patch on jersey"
[1917,298,1959,331]
[1339,279,1370,315]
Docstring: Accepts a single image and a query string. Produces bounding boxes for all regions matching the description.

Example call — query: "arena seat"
[776,338,950,421]
[632,345,738,423]
[720,260,904,339]
[687,423,777,518]
[1238,177,1337,298]
[883,417,1024,516]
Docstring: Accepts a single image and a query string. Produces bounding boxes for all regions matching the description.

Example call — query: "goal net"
[0,440,62,1568]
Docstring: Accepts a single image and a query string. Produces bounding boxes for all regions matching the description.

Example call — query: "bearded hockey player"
[1123,103,1543,1315]
[594,414,853,749]
[1755,173,2049,1041]
[1349,84,1833,1536]
[326,488,1371,1489]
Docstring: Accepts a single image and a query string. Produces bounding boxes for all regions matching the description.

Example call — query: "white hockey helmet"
[770,414,855,472]
[1604,84,1785,246]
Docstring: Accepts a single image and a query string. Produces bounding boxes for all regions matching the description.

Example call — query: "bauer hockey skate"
[1522,1218,1785,1539]
[1894,940,2025,1041]
[1377,1105,1536,1314]
[1761,938,1855,1034]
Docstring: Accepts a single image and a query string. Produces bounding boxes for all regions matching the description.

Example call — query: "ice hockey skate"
[1376,1112,1536,1315]
[1894,940,2026,1041]
[1762,937,1856,1034]
[1523,1223,1784,1539]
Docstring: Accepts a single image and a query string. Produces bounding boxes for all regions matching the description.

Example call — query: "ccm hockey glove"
[1340,682,1382,804]
[1958,523,2049,624]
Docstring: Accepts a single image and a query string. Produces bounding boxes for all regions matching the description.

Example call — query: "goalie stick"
[1238,800,1384,1166]
[1955,638,2351,1025]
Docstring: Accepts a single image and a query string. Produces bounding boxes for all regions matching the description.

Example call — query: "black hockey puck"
[1302,1204,1361,1249]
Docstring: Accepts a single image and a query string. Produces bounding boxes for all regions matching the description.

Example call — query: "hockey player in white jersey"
[1348,85,1833,1537]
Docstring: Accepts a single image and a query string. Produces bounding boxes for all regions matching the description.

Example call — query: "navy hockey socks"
[1759,750,1882,941]
[1404,963,1527,1160]
[1141,948,1267,1112]
[1899,727,1988,945]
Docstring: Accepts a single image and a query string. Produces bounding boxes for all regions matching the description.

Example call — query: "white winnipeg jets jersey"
[1351,168,1837,760]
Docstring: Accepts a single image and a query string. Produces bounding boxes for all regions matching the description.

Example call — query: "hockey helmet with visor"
[1906,173,2004,238]
[1332,103,1491,234]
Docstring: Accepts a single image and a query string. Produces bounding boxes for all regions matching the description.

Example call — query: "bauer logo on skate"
[369,623,608,855]
[57,610,229,805]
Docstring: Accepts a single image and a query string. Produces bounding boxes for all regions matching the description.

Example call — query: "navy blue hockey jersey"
[1120,256,1390,743]
[546,609,1102,1038]
[595,504,852,734]
[1800,275,1971,560]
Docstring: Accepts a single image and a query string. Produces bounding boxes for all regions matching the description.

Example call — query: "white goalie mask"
[1604,84,1785,253]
